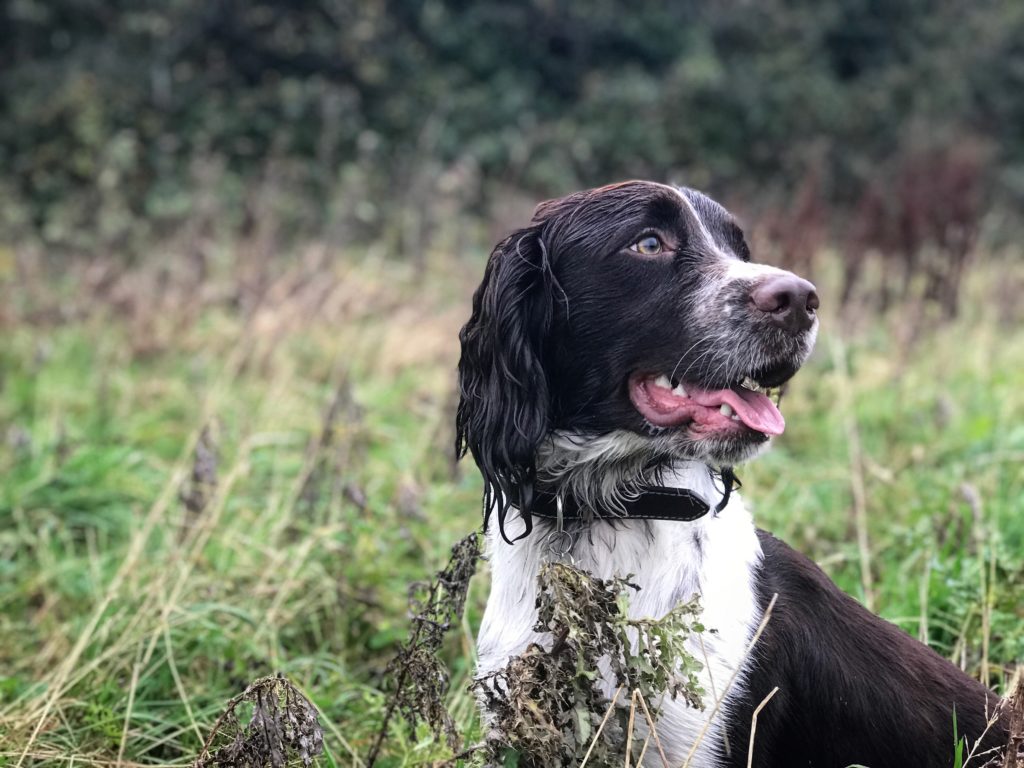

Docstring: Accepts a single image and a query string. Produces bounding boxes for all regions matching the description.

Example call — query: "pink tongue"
[688,385,786,436]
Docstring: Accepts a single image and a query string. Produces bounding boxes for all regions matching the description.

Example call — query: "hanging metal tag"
[545,493,575,561]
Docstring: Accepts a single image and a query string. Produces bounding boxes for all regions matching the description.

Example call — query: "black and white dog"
[456,181,1007,766]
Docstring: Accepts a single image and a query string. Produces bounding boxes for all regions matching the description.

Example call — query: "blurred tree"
[0,0,1021,253]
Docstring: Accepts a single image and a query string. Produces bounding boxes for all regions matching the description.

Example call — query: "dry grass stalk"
[1002,672,1024,768]
[681,593,777,767]
[746,686,779,768]
[634,689,671,768]
[624,690,638,768]
[962,482,995,686]
[579,686,623,768]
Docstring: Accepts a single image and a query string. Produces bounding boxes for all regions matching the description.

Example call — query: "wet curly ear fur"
[456,226,558,543]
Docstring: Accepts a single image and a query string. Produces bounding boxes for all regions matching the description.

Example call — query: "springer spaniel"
[456,181,1008,766]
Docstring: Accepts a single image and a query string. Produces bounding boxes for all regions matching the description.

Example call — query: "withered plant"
[366,532,483,766]
[180,422,219,526]
[841,140,988,320]
[473,562,706,767]
[194,674,324,768]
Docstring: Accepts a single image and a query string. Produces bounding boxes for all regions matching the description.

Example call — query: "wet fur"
[457,181,812,541]
[457,181,1008,766]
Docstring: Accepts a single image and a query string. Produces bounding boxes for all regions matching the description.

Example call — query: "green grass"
[0,247,1021,766]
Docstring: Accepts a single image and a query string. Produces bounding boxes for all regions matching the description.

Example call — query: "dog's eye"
[630,236,663,256]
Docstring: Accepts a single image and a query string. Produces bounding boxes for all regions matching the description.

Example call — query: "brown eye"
[630,235,663,256]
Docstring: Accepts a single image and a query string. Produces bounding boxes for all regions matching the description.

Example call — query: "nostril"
[752,282,787,314]
[752,276,801,314]
[807,289,820,312]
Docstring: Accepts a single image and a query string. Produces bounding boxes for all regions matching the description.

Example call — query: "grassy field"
[0,243,1022,766]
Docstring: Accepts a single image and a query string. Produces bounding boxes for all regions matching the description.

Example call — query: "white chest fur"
[476,462,765,767]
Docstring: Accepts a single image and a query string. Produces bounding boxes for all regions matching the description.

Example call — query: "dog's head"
[457,181,818,537]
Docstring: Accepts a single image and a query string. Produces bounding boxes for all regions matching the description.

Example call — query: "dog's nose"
[750,274,819,333]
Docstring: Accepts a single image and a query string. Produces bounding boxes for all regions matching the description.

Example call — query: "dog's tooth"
[672,383,688,397]
[741,376,758,391]
[720,404,734,417]
[731,414,741,421]
[654,374,672,389]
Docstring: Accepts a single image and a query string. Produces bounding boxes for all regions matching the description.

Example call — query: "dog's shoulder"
[728,529,1008,767]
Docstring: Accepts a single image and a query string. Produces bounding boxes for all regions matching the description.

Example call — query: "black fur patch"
[723,531,1008,767]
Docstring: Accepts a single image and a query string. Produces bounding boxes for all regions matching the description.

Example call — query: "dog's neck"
[535,430,727,514]
[477,450,764,765]
[653,459,727,504]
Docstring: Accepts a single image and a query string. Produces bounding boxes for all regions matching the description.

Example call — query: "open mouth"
[628,372,787,437]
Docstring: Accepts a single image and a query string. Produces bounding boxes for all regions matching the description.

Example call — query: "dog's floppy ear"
[456,225,557,543]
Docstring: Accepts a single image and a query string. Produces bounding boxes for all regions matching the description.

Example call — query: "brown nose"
[750,274,819,333]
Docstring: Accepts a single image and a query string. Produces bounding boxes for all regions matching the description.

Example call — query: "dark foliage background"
[3,0,1024,253]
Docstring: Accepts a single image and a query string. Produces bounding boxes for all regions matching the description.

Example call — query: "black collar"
[531,484,713,523]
